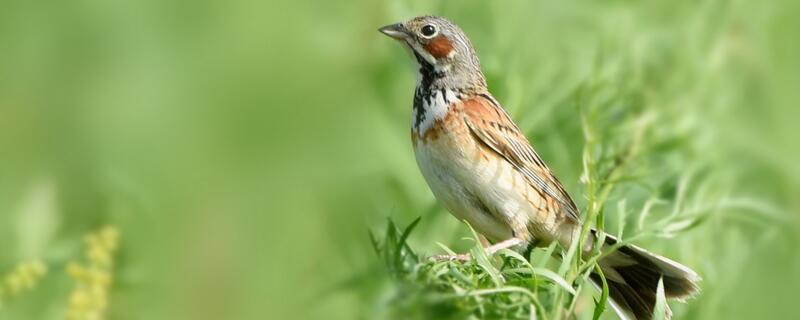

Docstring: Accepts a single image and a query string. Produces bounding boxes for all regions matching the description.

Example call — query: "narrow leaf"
[592,266,609,320]
[652,277,668,320]
[466,223,503,286]
[533,242,558,268]
[368,230,381,256]
[531,267,576,295]
[435,242,457,256]
[396,217,421,262]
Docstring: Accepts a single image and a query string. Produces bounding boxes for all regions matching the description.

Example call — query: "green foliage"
[359,2,800,318]
[0,0,799,319]
[371,219,553,319]
[367,27,739,316]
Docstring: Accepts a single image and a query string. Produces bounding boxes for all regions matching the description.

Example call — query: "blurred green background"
[1,0,799,319]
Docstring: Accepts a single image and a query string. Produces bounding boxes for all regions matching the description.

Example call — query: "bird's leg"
[485,237,524,255]
[433,234,489,261]
[433,237,524,262]
[433,252,471,262]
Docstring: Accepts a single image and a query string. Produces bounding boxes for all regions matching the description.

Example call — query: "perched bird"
[379,16,699,320]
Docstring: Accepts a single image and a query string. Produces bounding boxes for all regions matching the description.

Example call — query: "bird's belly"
[413,130,543,242]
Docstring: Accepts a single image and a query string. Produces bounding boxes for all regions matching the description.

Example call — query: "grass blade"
[532,267,576,295]
[436,242,457,256]
[396,216,421,262]
[533,242,558,268]
[591,266,609,320]
[465,223,503,286]
[652,277,667,320]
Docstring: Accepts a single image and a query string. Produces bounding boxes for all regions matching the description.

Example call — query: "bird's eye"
[420,24,438,38]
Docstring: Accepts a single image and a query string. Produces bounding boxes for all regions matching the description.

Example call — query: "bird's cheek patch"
[425,36,455,59]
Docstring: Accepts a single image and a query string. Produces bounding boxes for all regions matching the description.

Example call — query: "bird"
[379,15,700,320]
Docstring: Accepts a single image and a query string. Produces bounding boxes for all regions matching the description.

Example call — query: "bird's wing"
[461,93,580,222]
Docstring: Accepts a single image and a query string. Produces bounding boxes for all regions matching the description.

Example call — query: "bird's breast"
[410,95,562,243]
[412,111,541,242]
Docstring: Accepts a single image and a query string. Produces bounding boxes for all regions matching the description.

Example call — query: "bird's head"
[379,16,485,89]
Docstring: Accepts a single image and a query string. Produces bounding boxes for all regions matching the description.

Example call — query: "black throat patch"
[412,51,445,129]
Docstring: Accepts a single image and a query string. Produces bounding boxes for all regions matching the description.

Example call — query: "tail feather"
[590,231,700,320]
[590,272,667,320]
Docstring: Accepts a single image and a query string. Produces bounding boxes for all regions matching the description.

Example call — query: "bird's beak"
[379,23,409,40]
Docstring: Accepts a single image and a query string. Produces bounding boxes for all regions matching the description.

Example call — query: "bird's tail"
[589,231,700,320]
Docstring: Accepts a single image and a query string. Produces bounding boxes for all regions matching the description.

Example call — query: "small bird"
[380,16,699,320]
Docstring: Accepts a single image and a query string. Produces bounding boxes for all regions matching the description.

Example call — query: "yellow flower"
[0,260,48,304]
[67,262,87,281]
[69,290,90,309]
[87,247,112,268]
[65,226,120,320]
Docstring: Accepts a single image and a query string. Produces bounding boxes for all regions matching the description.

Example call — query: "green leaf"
[652,277,668,320]
[532,267,576,295]
[507,266,577,295]
[592,266,609,320]
[498,248,533,269]
[396,216,421,262]
[449,265,474,287]
[435,241,458,256]
[617,200,627,240]
[533,242,558,268]
[559,230,581,277]
[385,219,398,268]
[368,230,381,256]
[465,223,503,286]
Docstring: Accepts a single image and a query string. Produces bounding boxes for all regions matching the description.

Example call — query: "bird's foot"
[432,238,525,262]
[485,237,524,255]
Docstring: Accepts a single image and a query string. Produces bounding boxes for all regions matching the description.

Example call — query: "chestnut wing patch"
[462,95,580,222]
